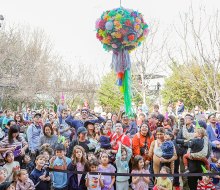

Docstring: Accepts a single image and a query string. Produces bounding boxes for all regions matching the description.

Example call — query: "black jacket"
[188,138,204,153]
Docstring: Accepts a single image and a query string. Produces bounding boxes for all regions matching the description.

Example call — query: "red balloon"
[117,72,124,79]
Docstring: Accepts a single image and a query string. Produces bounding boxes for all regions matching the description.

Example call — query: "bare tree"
[167,6,220,111]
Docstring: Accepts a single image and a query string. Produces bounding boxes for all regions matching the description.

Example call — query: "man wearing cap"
[26,113,43,159]
[206,113,220,159]
[65,108,105,139]
[67,127,90,157]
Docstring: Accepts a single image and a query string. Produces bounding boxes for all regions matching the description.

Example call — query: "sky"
[1,0,220,76]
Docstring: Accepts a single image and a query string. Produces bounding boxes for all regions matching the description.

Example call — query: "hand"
[50,156,56,163]
[145,160,150,165]
[10,146,16,151]
[39,175,46,181]
[160,157,168,163]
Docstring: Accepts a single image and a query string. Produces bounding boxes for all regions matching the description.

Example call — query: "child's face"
[75,149,83,160]
[102,127,108,135]
[100,153,109,165]
[35,157,46,167]
[121,150,127,161]
[56,150,65,158]
[194,131,200,138]
[6,184,15,190]
[64,140,69,148]
[6,153,14,163]
[24,155,31,164]
[202,176,210,183]
[87,153,95,161]
[164,134,171,141]
[19,171,28,182]
[138,159,144,170]
[160,168,168,179]
[90,165,98,172]
[42,152,50,161]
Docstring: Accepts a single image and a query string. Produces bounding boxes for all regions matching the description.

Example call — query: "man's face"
[61,111,68,119]
[81,109,88,119]
[184,116,192,125]
[115,124,123,134]
[210,115,216,124]
[122,115,129,125]
[34,116,41,123]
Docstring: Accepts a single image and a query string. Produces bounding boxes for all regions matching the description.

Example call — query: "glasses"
[82,111,87,114]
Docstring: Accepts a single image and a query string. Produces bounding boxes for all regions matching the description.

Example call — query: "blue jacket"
[206,123,220,148]
[65,115,105,132]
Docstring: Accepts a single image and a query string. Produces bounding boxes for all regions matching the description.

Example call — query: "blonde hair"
[72,145,86,165]
[17,169,28,182]
[195,128,206,137]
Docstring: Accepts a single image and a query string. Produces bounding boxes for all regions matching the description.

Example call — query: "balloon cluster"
[96,7,149,52]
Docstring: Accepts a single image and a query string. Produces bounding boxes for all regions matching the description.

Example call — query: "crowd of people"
[0,100,219,190]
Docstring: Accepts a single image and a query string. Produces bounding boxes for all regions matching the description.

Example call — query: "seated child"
[197,172,216,190]
[30,155,50,190]
[16,169,35,190]
[183,128,209,173]
[21,155,35,175]
[210,158,220,189]
[153,166,172,190]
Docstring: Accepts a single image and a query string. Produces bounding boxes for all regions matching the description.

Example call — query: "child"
[183,128,209,173]
[0,167,7,184]
[87,153,96,162]
[153,166,172,190]
[210,158,220,189]
[197,173,216,190]
[16,169,35,190]
[67,145,87,190]
[99,126,111,150]
[154,131,174,161]
[131,155,150,190]
[21,155,35,175]
[3,151,20,182]
[30,155,50,190]
[85,159,104,190]
[98,151,116,190]
[115,142,132,190]
[50,143,71,190]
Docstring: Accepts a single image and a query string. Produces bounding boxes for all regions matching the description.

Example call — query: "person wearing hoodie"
[115,142,132,190]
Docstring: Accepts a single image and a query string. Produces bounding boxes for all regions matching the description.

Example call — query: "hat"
[84,121,95,128]
[208,113,216,119]
[34,113,41,118]
[55,143,65,151]
[77,127,87,135]
[0,181,13,190]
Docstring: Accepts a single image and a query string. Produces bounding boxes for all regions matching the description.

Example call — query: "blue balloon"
[105,21,113,30]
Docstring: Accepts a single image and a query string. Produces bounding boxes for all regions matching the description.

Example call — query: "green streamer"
[196,120,201,129]
[123,69,133,117]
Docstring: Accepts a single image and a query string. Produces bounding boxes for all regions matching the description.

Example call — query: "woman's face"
[156,132,165,141]
[87,124,95,130]
[44,127,52,136]
[140,124,148,136]
[105,120,113,128]
[15,115,21,122]
[12,132,19,138]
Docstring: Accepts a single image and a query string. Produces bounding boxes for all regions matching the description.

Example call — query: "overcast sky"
[1,0,220,75]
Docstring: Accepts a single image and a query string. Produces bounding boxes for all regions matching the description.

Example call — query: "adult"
[121,113,138,137]
[67,127,90,157]
[149,127,177,174]
[147,113,158,134]
[40,123,58,149]
[176,99,184,116]
[65,108,105,135]
[132,122,154,162]
[14,113,27,134]
[23,107,32,121]
[0,125,28,164]
[84,121,99,152]
[104,119,114,137]
[2,110,13,133]
[206,113,220,159]
[176,114,195,190]
[110,123,131,152]
[26,113,43,158]
[58,109,72,140]
[57,99,67,117]
[111,113,118,126]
